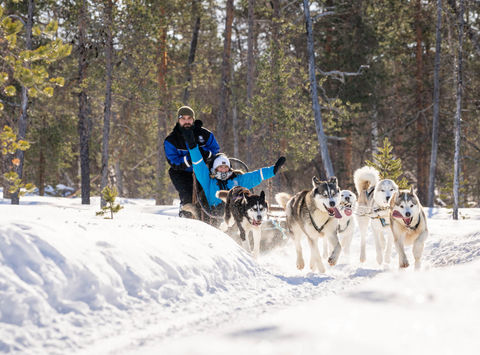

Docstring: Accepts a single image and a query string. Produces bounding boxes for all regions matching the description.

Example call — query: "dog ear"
[389,191,397,209]
[410,185,415,195]
[215,190,229,202]
[312,176,321,186]
[259,191,265,202]
[329,176,337,185]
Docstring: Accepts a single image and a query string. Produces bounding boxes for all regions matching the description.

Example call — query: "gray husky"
[216,186,268,258]
[389,186,428,269]
[275,176,343,273]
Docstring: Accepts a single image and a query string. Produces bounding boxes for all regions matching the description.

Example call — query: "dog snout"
[386,195,391,202]
[329,201,335,207]
[405,211,411,217]
[345,196,350,202]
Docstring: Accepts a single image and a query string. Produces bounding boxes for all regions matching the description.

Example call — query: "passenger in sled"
[180,127,285,225]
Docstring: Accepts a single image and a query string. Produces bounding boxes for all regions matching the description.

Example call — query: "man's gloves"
[273,156,286,175]
[181,127,196,149]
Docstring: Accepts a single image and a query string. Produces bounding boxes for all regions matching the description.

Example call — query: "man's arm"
[204,132,220,155]
[164,140,191,170]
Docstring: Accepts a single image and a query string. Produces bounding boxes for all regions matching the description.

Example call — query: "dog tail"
[275,192,292,209]
[353,166,379,195]
[215,190,229,203]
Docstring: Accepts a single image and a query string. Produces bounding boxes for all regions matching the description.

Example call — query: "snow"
[1,192,480,354]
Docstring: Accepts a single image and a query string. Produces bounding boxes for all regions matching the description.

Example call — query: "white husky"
[354,166,398,265]
[323,189,357,259]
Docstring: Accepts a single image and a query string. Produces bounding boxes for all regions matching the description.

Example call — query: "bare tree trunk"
[415,0,427,204]
[156,6,169,205]
[303,0,334,178]
[38,115,46,196]
[245,0,254,166]
[371,105,379,156]
[447,0,480,56]
[428,0,443,207]
[11,0,34,205]
[217,0,234,149]
[230,62,239,159]
[183,0,201,104]
[100,0,114,207]
[78,0,90,204]
[453,0,464,220]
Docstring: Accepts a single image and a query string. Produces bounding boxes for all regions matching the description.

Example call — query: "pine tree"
[96,186,123,219]
[366,137,409,189]
[0,126,35,195]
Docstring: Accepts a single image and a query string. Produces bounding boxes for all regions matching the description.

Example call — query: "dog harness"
[308,210,330,233]
[337,219,351,234]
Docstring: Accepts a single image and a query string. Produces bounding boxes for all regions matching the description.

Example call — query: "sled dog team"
[218,165,428,272]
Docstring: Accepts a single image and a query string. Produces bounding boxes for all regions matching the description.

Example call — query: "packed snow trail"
[1,195,480,354]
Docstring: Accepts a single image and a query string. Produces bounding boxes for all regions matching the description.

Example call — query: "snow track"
[1,196,480,354]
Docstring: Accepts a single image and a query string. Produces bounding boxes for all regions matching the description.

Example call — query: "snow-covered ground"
[1,192,480,354]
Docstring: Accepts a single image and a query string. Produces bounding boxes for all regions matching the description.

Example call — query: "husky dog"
[275,176,343,273]
[322,189,357,258]
[354,166,398,265]
[216,186,268,258]
[390,187,428,269]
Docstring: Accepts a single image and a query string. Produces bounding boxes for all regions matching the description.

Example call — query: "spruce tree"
[366,137,409,189]
[96,186,123,219]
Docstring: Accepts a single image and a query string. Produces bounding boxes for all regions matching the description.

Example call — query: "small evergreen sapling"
[96,186,123,219]
[366,137,409,189]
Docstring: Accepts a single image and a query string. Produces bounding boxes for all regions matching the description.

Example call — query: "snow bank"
[0,201,260,352]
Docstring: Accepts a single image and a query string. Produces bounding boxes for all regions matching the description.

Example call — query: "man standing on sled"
[164,106,220,217]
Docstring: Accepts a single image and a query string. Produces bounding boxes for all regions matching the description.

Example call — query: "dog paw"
[297,258,305,270]
[219,222,228,232]
[376,255,383,265]
[414,260,421,270]
[399,260,409,268]
[360,252,366,263]
[327,256,337,266]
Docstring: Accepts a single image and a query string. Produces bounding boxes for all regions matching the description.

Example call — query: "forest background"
[1,0,478,209]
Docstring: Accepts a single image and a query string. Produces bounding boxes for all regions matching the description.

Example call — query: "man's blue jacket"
[164,120,220,172]
[189,145,275,207]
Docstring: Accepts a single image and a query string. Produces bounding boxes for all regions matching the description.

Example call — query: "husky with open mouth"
[216,186,268,258]
[275,176,343,273]
[389,186,428,269]
[337,190,357,257]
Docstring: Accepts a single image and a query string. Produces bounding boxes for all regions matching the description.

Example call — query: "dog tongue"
[392,210,403,218]
[333,207,342,219]
[344,207,352,216]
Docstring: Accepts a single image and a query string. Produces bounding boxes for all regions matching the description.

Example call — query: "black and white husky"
[275,177,343,273]
[216,186,268,258]
[354,166,399,265]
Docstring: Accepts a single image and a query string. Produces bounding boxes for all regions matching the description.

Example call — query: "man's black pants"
[168,168,194,205]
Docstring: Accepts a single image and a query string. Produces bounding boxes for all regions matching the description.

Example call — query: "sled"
[183,157,289,249]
